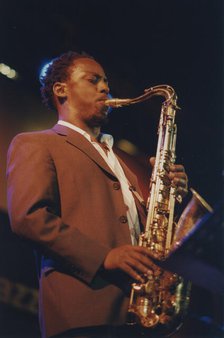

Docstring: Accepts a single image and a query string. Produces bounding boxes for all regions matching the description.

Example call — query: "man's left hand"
[150,157,188,200]
[169,163,188,199]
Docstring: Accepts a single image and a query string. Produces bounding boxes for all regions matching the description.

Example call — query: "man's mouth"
[97,95,109,102]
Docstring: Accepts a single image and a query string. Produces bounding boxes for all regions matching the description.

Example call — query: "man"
[7,52,188,338]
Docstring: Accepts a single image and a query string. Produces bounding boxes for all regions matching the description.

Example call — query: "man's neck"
[59,118,101,140]
[57,104,107,140]
[87,126,101,140]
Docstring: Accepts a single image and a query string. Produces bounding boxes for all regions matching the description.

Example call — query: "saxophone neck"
[105,84,179,108]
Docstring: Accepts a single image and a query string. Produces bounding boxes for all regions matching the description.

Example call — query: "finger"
[121,262,145,282]
[175,186,188,198]
[126,257,153,277]
[170,170,187,178]
[149,157,155,167]
[171,177,188,188]
[128,252,155,273]
[132,247,160,268]
[170,164,185,173]
[133,246,155,258]
[169,172,188,183]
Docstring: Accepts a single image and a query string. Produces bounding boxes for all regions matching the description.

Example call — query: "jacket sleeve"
[6,133,111,285]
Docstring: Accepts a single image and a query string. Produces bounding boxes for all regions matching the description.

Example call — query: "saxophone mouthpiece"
[104,98,119,107]
[104,98,130,108]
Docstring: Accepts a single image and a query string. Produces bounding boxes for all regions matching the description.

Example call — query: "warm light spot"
[0,64,10,75]
[7,69,17,79]
[0,63,18,80]
[116,139,139,155]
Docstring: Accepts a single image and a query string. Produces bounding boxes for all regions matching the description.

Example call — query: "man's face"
[61,58,110,127]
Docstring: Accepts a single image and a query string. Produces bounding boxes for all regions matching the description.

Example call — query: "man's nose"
[99,80,110,94]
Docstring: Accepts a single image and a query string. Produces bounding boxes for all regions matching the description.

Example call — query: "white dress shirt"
[57,120,141,245]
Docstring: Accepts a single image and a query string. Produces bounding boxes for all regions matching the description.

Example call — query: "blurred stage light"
[39,60,52,84]
[116,139,139,155]
[0,63,18,79]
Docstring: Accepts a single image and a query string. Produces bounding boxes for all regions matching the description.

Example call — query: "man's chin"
[87,113,109,128]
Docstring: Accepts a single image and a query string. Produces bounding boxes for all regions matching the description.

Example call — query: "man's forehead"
[71,58,105,75]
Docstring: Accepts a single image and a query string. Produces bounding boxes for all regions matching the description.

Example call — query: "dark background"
[0,0,223,337]
[0,0,223,207]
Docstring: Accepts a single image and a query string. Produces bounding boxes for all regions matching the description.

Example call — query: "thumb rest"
[105,85,213,336]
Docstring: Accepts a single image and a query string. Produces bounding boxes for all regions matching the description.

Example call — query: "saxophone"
[105,85,213,336]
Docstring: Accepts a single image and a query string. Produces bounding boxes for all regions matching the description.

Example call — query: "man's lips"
[95,97,110,114]
[97,96,109,102]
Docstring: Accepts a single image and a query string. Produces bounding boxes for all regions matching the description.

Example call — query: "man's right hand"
[103,245,159,283]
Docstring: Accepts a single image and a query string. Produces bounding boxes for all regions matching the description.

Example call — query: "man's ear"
[53,82,67,98]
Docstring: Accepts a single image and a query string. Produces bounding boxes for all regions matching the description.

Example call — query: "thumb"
[149,157,156,168]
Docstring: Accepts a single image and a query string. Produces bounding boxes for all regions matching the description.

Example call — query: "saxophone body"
[126,86,189,336]
[105,85,213,336]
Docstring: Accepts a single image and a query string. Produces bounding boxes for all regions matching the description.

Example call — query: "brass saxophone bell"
[172,188,213,250]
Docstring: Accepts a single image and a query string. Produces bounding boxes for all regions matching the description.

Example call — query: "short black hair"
[40,51,94,111]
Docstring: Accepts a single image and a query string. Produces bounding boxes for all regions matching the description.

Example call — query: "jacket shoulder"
[12,128,55,140]
[9,128,59,146]
[7,129,62,161]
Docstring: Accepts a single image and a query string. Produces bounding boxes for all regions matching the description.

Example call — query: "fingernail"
[169,173,174,179]
[137,275,144,283]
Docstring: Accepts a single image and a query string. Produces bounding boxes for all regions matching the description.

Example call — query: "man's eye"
[89,77,98,84]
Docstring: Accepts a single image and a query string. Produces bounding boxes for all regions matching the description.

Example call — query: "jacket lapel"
[52,124,118,180]
[113,149,139,189]
[114,149,147,222]
[52,124,146,226]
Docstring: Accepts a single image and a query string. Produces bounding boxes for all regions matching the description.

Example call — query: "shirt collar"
[57,120,114,148]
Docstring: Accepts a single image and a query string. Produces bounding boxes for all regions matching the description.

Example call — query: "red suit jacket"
[7,124,146,337]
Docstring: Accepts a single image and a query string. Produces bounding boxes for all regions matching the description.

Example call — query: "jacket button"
[119,215,128,223]
[113,182,121,190]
